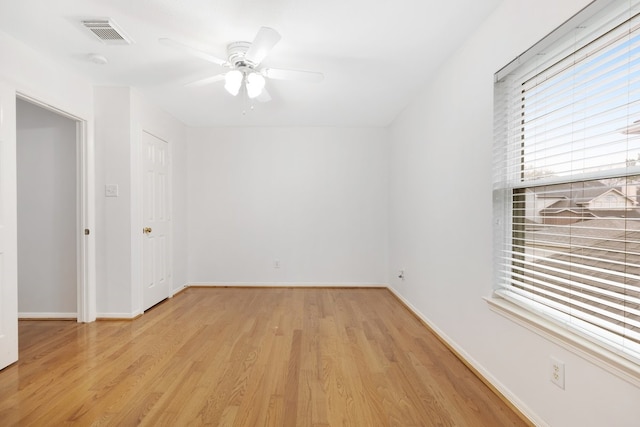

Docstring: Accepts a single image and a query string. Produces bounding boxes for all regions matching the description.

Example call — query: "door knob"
[143,227,152,234]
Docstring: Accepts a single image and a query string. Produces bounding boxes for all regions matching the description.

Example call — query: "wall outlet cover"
[105,184,119,197]
[550,356,565,389]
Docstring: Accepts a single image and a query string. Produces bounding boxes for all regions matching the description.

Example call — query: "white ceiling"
[0,0,501,127]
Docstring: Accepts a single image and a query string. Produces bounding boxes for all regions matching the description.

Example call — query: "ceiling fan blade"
[262,68,324,83]
[256,88,272,103]
[184,73,226,87]
[245,27,281,66]
[159,38,228,66]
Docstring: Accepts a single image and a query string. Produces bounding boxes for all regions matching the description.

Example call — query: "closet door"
[142,130,172,310]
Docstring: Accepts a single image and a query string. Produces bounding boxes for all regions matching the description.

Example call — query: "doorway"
[16,98,85,319]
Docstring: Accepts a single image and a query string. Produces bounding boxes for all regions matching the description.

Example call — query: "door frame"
[16,93,95,322]
[0,82,19,370]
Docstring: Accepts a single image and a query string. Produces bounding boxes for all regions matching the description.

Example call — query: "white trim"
[133,124,144,314]
[76,118,95,322]
[19,312,77,319]
[508,166,640,190]
[187,282,388,288]
[97,310,143,320]
[387,287,546,427]
[15,92,96,323]
[14,94,84,122]
[486,296,640,388]
[171,284,188,296]
[495,0,614,81]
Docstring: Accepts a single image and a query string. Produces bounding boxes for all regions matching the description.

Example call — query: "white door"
[0,83,18,370]
[142,131,171,310]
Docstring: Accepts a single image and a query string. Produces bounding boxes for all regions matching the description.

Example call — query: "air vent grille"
[81,19,133,45]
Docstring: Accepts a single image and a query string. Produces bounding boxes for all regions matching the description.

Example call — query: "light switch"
[105,184,119,197]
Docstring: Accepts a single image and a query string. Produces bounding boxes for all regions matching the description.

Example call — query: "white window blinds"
[494,0,640,363]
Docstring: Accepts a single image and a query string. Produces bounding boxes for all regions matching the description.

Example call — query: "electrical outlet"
[550,356,565,389]
[274,260,280,269]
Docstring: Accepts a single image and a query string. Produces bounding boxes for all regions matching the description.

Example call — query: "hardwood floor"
[0,288,528,426]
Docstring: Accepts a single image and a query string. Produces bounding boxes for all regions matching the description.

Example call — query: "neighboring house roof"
[526,218,640,248]
[535,181,638,217]
[539,198,595,215]
[535,180,609,200]
[575,188,633,206]
[539,207,640,219]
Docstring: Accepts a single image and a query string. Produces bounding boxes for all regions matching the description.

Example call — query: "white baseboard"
[96,311,142,320]
[171,284,189,296]
[187,282,387,288]
[386,286,545,427]
[19,312,77,319]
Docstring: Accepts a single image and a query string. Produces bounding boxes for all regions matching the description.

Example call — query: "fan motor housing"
[227,41,253,68]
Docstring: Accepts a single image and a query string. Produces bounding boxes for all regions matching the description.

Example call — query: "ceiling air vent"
[81,19,133,45]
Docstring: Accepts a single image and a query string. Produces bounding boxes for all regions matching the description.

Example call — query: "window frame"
[491,0,640,387]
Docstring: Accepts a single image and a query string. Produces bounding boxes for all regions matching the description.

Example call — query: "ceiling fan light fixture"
[246,72,266,99]
[161,26,323,104]
[224,70,243,96]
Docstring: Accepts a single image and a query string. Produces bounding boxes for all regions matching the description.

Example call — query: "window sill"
[485,295,640,388]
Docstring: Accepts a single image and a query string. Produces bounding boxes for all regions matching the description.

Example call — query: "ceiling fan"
[160,27,323,102]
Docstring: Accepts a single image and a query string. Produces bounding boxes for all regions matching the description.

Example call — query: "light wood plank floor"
[0,288,528,426]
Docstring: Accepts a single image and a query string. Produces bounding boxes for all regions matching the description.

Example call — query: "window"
[493,0,640,367]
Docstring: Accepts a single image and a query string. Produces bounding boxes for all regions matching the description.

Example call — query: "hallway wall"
[16,98,77,316]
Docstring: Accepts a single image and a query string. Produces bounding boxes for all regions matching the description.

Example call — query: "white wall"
[94,87,133,316]
[171,122,189,293]
[0,30,96,321]
[1,30,189,320]
[16,99,77,316]
[94,87,188,317]
[388,1,640,426]
[187,127,388,285]
[0,32,94,119]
